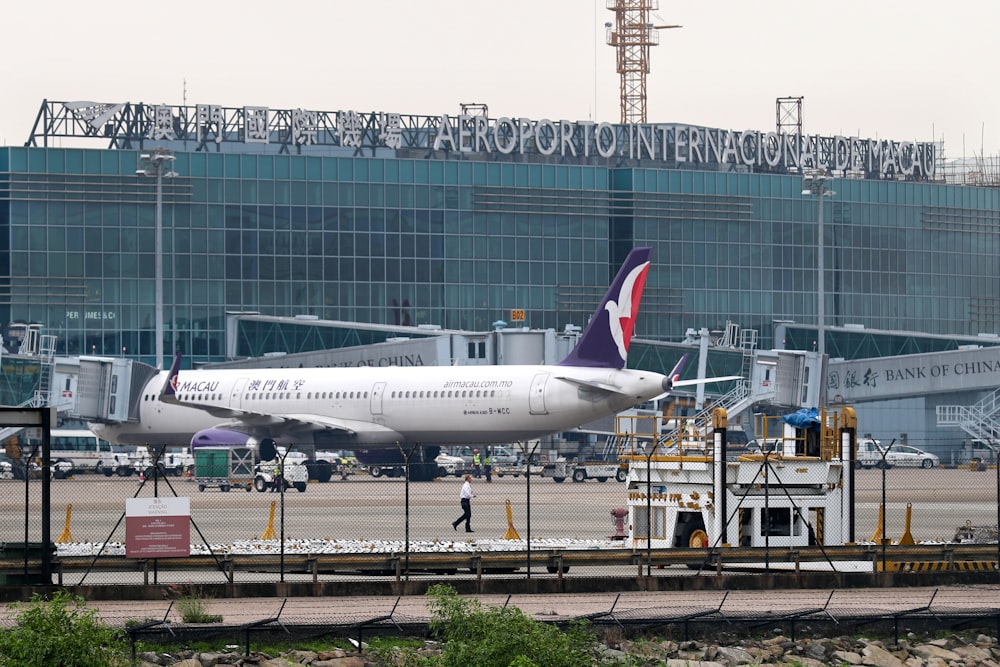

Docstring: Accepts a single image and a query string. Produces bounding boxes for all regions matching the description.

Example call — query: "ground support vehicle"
[542,459,625,483]
[618,407,857,552]
[303,458,335,482]
[957,438,998,466]
[194,446,255,492]
[441,445,519,475]
[131,446,195,478]
[568,461,624,483]
[311,451,357,481]
[492,462,544,478]
[367,463,405,478]
[254,454,309,492]
[434,453,469,477]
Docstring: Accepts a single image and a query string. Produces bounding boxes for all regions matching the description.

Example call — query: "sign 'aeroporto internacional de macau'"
[44,100,935,181]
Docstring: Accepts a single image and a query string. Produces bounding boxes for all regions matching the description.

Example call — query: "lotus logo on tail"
[605,260,650,363]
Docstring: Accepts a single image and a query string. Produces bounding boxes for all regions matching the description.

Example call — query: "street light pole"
[136,149,178,370]
[802,169,834,361]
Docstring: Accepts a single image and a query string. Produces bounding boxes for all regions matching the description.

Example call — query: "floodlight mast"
[136,149,177,370]
[801,168,835,361]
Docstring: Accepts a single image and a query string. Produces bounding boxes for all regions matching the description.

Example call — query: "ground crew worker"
[271,461,282,492]
[483,451,493,483]
[472,449,481,477]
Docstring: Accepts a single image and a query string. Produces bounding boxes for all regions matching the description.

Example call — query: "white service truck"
[254,450,309,492]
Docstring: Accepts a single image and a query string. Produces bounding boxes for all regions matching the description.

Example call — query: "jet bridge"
[73,358,160,424]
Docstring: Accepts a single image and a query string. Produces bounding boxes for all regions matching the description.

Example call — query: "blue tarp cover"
[782,407,820,431]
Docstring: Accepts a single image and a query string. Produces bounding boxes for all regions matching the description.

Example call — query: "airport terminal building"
[2,99,999,453]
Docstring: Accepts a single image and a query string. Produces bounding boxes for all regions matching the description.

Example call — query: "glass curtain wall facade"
[1,146,999,368]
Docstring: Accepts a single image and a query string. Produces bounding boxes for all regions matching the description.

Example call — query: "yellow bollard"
[897,503,915,545]
[56,505,73,544]
[261,501,277,540]
[503,499,521,540]
[870,504,891,544]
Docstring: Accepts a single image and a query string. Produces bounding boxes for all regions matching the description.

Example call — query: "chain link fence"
[2,438,1000,588]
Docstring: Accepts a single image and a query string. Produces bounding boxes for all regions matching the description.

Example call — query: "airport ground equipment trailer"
[543,459,626,483]
[194,446,255,492]
[619,406,858,552]
[492,462,544,478]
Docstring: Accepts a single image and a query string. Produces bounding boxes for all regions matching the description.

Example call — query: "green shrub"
[426,583,611,667]
[163,582,223,623]
[0,589,128,667]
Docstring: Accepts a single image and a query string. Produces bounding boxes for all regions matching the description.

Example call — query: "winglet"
[159,353,183,404]
[664,353,689,392]
[558,247,652,369]
[650,353,689,401]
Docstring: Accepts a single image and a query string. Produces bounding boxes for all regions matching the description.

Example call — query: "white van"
[855,438,885,468]
[47,429,134,476]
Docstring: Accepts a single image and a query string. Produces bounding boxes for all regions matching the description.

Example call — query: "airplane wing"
[211,413,404,439]
[158,354,404,440]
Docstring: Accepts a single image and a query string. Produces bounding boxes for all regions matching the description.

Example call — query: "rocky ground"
[133,628,1000,667]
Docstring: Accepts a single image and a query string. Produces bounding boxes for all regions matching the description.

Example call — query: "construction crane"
[606,0,681,124]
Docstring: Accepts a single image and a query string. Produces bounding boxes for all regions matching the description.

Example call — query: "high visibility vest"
[473,454,481,465]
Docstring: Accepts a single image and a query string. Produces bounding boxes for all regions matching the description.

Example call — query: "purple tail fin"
[159,353,183,403]
[558,247,652,369]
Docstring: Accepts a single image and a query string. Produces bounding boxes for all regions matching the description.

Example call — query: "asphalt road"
[3,466,997,549]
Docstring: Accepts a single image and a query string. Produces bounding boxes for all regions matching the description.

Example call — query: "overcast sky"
[5,1,998,160]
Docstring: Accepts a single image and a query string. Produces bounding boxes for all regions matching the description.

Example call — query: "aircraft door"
[230,378,248,410]
[529,373,549,415]
[370,381,386,415]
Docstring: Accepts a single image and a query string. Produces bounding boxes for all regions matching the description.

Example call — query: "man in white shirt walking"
[452,474,475,533]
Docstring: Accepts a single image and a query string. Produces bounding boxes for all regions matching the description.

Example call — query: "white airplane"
[91,247,723,478]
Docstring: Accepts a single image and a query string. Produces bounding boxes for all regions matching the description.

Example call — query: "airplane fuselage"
[92,364,669,448]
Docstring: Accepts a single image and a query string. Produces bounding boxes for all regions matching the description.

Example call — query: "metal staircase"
[685,327,772,427]
[32,334,58,408]
[936,387,1000,441]
[605,326,780,459]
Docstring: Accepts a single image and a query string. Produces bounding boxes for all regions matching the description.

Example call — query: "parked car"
[882,444,940,469]
[856,439,939,469]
